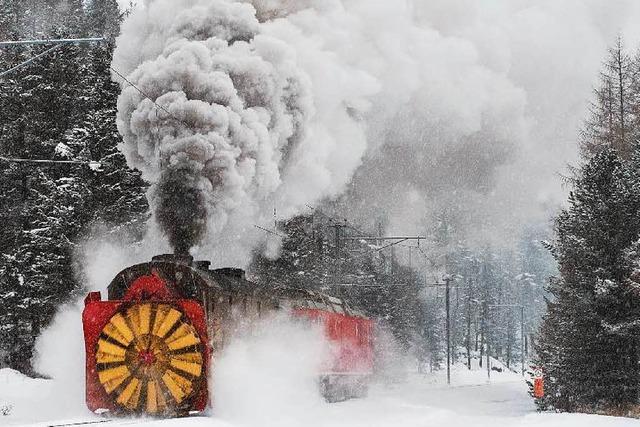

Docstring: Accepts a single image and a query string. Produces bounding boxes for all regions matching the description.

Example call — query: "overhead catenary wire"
[0,156,102,169]
[305,204,441,274]
[0,37,105,79]
[0,44,65,79]
[109,66,180,122]
[253,224,286,239]
[323,281,452,288]
[374,238,410,252]
[0,156,80,164]
[0,38,105,47]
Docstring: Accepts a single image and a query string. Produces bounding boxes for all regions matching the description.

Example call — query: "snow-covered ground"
[2,362,638,427]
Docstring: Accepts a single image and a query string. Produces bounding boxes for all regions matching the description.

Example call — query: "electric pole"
[445,276,451,385]
[487,334,491,380]
[520,305,525,376]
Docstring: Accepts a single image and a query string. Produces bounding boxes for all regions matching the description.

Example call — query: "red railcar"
[294,308,373,400]
[82,254,373,416]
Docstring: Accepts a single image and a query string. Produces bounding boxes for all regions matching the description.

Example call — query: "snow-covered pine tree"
[0,0,148,373]
[581,37,638,159]
[64,0,148,232]
[85,0,121,40]
[537,148,640,412]
[418,287,445,372]
[536,39,640,413]
[0,0,89,373]
[0,0,37,372]
[517,224,555,350]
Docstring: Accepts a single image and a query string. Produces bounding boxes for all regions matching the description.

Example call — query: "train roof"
[107,254,365,318]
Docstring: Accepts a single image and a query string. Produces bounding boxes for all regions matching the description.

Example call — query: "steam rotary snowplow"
[82,268,209,416]
[83,254,374,417]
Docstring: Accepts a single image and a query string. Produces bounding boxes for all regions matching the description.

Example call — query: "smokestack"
[152,254,194,266]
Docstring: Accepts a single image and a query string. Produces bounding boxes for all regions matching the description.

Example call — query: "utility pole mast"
[520,305,525,376]
[331,222,346,257]
[445,276,451,385]
[487,333,491,380]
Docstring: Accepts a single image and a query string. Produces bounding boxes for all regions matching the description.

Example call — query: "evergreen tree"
[581,37,638,159]
[537,39,640,412]
[0,0,90,373]
[0,0,147,373]
[85,0,122,40]
[537,148,640,411]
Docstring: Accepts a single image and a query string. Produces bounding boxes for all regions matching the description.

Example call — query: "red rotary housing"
[82,274,210,415]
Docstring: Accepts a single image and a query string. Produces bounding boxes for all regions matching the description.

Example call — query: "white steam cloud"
[113,0,640,264]
[113,0,374,262]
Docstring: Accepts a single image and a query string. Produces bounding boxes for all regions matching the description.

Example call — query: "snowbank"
[3,361,639,427]
[0,367,95,426]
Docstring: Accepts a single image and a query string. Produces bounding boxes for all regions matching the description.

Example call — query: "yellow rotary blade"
[162,369,193,403]
[96,350,125,364]
[96,303,205,414]
[171,351,202,363]
[170,358,203,377]
[169,350,204,377]
[102,323,132,347]
[146,378,171,413]
[98,365,131,393]
[166,324,201,351]
[128,303,152,338]
[146,380,159,414]
[154,308,182,338]
[151,305,170,336]
[97,339,126,361]
[116,377,142,410]
[109,313,134,343]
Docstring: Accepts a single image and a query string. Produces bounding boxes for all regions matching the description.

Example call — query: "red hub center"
[138,350,156,366]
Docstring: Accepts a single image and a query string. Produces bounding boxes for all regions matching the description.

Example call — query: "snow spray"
[212,313,329,425]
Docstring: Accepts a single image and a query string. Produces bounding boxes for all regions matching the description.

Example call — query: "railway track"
[46,421,112,427]
[46,418,159,427]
